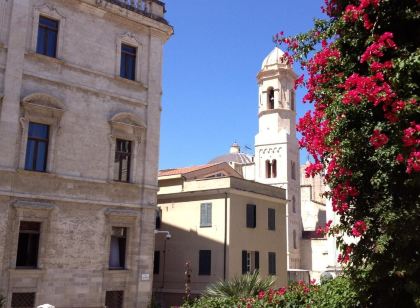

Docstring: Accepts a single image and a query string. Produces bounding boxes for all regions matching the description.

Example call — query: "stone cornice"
[80,0,173,40]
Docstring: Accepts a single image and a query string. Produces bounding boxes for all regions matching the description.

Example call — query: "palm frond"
[203,271,275,299]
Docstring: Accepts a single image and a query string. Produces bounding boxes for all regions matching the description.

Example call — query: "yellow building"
[153,162,287,307]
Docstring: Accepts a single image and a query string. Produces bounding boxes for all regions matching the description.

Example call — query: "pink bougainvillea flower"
[370,130,389,149]
[352,220,367,237]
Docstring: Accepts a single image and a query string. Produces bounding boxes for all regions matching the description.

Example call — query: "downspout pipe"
[223,192,228,281]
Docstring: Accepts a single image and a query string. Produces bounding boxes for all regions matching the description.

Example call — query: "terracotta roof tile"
[159,163,218,177]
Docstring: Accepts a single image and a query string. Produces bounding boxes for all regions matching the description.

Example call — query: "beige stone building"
[154,163,288,307]
[0,0,172,307]
[299,162,329,281]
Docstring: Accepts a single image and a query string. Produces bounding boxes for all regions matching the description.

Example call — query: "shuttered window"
[199,250,211,275]
[242,250,259,274]
[246,204,256,228]
[268,252,276,275]
[268,208,275,230]
[153,251,160,274]
[200,203,212,227]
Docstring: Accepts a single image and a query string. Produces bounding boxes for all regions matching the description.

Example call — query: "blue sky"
[159,0,325,170]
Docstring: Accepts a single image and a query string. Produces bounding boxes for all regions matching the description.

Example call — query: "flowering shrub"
[274,0,420,306]
[183,277,357,308]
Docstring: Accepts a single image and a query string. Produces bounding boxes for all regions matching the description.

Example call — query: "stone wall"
[0,0,172,307]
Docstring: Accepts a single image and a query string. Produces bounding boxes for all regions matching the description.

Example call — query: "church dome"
[261,47,285,69]
[209,143,253,165]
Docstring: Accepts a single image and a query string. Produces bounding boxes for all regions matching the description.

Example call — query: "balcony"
[102,0,168,24]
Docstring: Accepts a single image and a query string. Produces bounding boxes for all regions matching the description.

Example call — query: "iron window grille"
[11,292,36,308]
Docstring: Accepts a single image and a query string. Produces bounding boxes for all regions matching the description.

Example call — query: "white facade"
[253,48,301,269]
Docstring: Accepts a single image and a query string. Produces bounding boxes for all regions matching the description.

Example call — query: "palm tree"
[203,271,276,299]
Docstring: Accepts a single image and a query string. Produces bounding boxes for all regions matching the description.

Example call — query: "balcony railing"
[101,0,168,24]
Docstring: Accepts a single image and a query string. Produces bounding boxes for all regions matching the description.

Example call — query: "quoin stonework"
[0,0,172,307]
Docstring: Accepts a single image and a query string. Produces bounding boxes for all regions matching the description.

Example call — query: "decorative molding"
[105,208,140,218]
[13,199,55,212]
[31,3,66,58]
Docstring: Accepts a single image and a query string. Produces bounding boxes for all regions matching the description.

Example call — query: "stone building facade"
[0,0,172,307]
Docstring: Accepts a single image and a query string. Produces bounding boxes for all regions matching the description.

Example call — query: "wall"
[0,0,172,307]
[228,193,287,287]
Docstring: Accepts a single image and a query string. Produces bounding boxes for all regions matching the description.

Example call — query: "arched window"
[290,90,295,111]
[272,159,277,178]
[267,88,275,110]
[293,230,297,249]
[292,196,296,213]
[265,160,272,178]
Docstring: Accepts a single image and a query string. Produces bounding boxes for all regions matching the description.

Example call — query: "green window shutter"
[255,251,259,270]
[242,250,247,274]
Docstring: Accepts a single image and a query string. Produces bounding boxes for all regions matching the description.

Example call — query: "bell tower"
[254,47,302,269]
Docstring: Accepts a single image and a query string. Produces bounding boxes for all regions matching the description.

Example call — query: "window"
[109,227,127,269]
[272,159,277,178]
[11,292,36,308]
[291,90,295,111]
[291,161,296,180]
[36,16,59,58]
[199,250,211,275]
[293,230,297,250]
[268,208,275,231]
[242,250,259,274]
[292,196,296,213]
[153,251,160,274]
[267,88,275,109]
[246,204,256,228]
[155,209,162,230]
[105,291,124,308]
[268,252,276,275]
[265,160,272,178]
[24,122,49,172]
[200,203,212,227]
[16,221,41,268]
[120,43,137,80]
[114,139,132,182]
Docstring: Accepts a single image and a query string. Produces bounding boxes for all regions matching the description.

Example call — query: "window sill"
[115,76,147,90]
[26,51,64,65]
[199,225,212,228]
[111,179,137,186]
[17,169,52,176]
[108,268,128,271]
[10,268,44,276]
